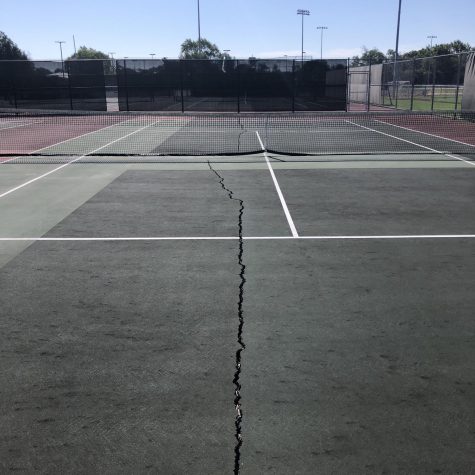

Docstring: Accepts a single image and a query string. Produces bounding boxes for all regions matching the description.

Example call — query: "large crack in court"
[207,162,246,474]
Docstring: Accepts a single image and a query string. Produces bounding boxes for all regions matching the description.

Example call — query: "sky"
[2,0,475,60]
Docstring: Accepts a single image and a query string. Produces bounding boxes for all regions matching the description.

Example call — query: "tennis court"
[1,111,474,473]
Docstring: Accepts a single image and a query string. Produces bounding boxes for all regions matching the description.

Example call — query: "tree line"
[351,40,473,66]
[0,31,227,61]
[1,30,473,64]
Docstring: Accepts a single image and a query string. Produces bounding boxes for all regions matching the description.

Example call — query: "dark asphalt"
[0,166,474,473]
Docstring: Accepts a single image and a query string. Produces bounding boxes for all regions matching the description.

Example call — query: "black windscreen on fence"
[0,60,107,111]
[1,58,348,112]
[116,58,348,112]
[66,60,107,111]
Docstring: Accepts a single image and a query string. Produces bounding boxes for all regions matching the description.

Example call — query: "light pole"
[109,52,115,59]
[394,0,402,101]
[427,35,437,50]
[197,0,201,53]
[150,53,156,59]
[55,41,66,77]
[427,36,437,85]
[297,9,310,63]
[316,26,328,60]
[394,0,402,63]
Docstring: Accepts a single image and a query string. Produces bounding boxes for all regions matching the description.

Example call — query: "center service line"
[255,130,299,238]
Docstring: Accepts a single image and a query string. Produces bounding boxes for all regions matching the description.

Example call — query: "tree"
[0,31,28,60]
[67,46,110,60]
[351,47,387,66]
[395,40,472,61]
[180,38,223,59]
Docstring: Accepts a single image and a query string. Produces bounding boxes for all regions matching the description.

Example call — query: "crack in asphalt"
[207,161,246,474]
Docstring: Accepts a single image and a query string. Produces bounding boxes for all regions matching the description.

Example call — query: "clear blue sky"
[2,0,475,60]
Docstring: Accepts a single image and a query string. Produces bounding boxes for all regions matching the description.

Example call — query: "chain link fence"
[348,52,474,112]
[1,58,348,112]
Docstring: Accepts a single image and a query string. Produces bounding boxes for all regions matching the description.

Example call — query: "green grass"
[382,94,463,111]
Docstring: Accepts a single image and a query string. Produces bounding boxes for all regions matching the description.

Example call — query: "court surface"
[1,118,475,473]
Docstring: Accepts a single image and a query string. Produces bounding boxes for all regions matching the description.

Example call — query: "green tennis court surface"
[1,114,475,473]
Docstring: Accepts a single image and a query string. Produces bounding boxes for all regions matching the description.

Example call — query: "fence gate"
[347,67,371,111]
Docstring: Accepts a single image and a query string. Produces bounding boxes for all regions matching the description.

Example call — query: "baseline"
[1,234,475,241]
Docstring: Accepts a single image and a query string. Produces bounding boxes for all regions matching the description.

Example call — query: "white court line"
[1,116,138,164]
[1,235,474,241]
[0,119,44,131]
[346,119,475,167]
[256,130,299,238]
[0,120,162,199]
[373,118,475,150]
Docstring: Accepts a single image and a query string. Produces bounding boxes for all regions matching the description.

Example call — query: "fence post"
[237,60,240,113]
[66,61,73,110]
[454,53,462,112]
[180,60,185,113]
[346,58,350,111]
[11,80,18,109]
[410,59,416,111]
[394,60,399,109]
[123,59,130,112]
[367,58,372,111]
[430,57,436,111]
[291,60,296,113]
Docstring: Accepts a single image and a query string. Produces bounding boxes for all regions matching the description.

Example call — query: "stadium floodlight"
[55,41,66,78]
[427,35,437,49]
[297,9,310,63]
[316,26,328,60]
[426,36,437,84]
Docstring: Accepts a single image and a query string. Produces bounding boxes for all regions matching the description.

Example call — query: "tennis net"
[1,110,475,162]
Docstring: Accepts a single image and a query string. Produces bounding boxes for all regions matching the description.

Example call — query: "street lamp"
[109,52,115,59]
[55,41,66,78]
[297,9,310,63]
[150,53,156,59]
[316,26,328,60]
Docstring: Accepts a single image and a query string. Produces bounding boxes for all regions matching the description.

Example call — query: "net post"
[292,60,296,113]
[66,61,73,110]
[454,53,462,112]
[123,59,130,112]
[180,60,185,113]
[367,58,372,111]
[431,57,436,112]
[410,58,415,111]
[237,60,241,113]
